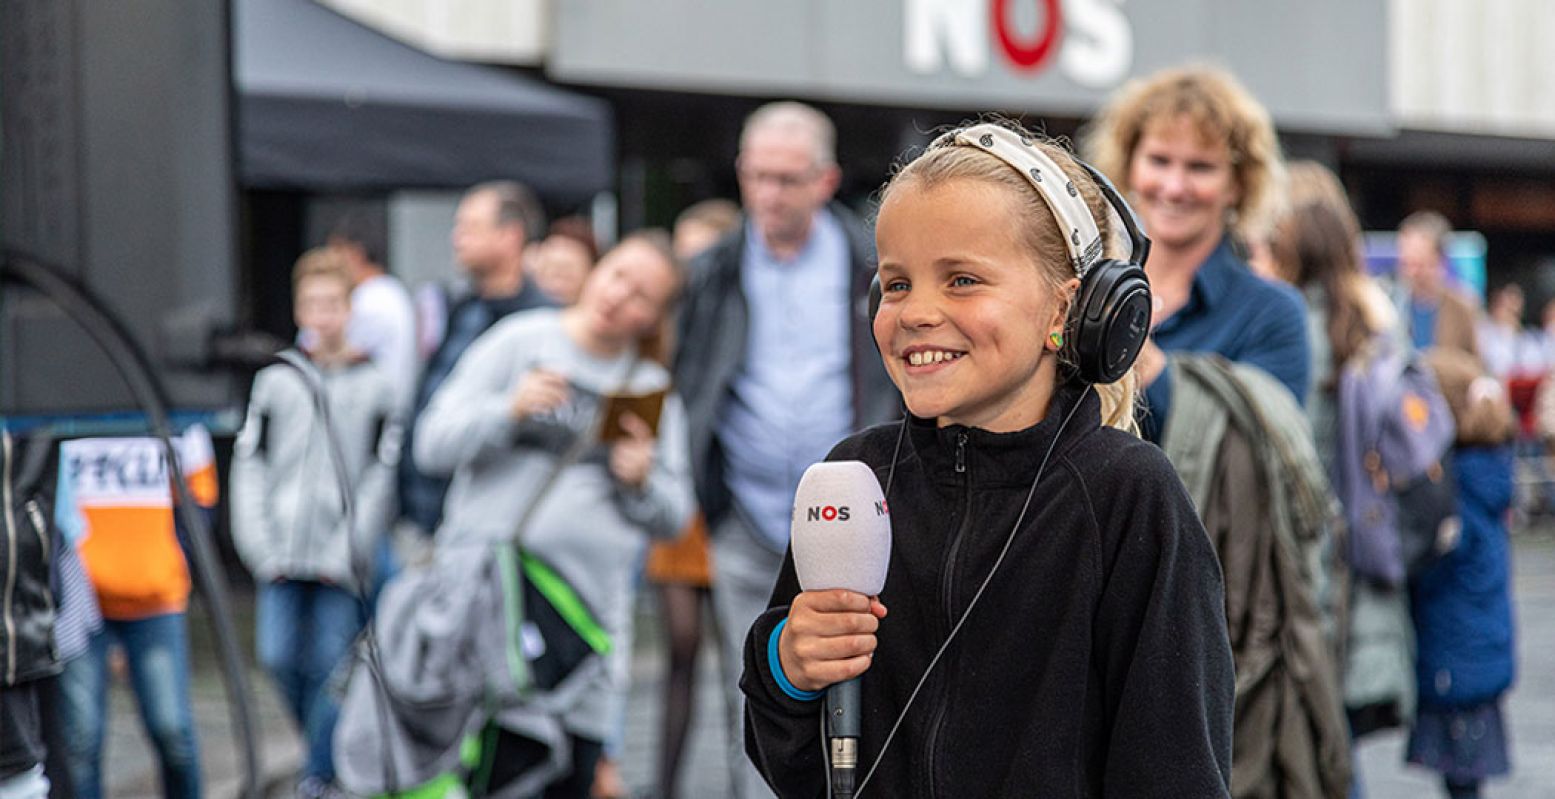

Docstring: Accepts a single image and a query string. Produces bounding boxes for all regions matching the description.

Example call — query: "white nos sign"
[905,0,1133,89]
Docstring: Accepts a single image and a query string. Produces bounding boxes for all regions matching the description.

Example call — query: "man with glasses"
[674,101,897,797]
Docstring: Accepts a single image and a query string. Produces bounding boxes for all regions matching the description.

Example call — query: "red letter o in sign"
[992,0,1063,71]
[821,506,838,521]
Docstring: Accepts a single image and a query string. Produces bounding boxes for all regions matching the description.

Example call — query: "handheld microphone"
[790,460,891,799]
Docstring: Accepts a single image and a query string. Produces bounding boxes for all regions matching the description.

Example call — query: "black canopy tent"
[234,0,613,205]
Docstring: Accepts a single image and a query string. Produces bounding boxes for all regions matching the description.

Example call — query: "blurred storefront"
[1355,0,1555,306]
[12,0,1550,415]
[327,0,1555,307]
[316,0,1377,219]
[234,0,613,339]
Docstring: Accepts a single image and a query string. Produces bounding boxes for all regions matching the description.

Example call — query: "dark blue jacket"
[1145,239,1311,441]
[1410,445,1517,708]
[399,281,555,533]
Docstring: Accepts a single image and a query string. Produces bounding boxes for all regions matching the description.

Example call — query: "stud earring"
[1049,331,1065,349]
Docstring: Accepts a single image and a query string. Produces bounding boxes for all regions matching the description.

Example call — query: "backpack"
[1335,338,1458,587]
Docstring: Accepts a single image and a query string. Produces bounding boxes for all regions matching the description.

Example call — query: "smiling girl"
[740,123,1234,797]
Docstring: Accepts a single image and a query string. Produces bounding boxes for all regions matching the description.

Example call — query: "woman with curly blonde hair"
[1083,64,1309,439]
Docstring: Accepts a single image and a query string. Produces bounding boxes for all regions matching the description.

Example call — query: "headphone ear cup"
[866,274,886,356]
[1069,261,1151,384]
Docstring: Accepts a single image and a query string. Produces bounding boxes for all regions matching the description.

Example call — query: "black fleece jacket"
[741,382,1234,798]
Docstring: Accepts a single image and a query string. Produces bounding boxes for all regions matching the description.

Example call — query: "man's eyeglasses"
[736,165,821,190]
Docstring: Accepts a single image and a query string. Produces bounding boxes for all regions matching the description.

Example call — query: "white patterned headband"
[945,124,1106,277]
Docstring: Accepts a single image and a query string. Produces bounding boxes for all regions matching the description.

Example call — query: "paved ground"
[1352,529,1555,799]
[100,531,1555,798]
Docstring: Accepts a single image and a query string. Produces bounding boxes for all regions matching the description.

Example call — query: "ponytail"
[1090,369,1140,436]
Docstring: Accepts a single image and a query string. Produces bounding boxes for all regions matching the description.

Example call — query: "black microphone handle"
[827,676,861,797]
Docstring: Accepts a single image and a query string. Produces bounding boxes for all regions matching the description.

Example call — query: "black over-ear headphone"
[867,153,1152,385]
[1067,162,1152,384]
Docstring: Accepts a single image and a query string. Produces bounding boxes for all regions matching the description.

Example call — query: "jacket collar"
[742,207,838,265]
[293,345,372,371]
[483,278,556,316]
[1190,238,1241,311]
[905,379,1100,486]
[1154,238,1239,337]
[714,201,874,283]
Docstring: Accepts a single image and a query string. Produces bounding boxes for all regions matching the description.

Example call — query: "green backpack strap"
[494,546,613,698]
[496,546,536,695]
[518,551,612,656]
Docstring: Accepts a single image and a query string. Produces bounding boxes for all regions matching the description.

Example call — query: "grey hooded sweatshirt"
[414,308,694,741]
[231,351,401,591]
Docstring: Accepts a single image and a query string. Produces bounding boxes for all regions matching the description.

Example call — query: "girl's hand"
[1131,293,1171,388]
[1135,337,1166,387]
[510,369,571,420]
[608,412,655,488]
[778,589,889,693]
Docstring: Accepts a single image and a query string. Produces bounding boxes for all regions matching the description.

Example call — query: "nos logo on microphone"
[803,501,889,522]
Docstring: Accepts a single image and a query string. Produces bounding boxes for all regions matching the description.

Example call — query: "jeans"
[59,613,201,799]
[256,580,364,782]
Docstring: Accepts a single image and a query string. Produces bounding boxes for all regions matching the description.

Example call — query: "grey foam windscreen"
[790,461,892,596]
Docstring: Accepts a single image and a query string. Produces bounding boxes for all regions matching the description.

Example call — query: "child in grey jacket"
[415,231,694,797]
[230,249,400,796]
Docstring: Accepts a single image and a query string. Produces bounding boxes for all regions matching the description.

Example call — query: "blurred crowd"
[2,60,1544,799]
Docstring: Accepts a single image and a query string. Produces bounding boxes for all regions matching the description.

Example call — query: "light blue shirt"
[714,210,855,551]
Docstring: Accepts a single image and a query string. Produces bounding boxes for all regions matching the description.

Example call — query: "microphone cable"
[820,411,908,799]
[849,389,1089,798]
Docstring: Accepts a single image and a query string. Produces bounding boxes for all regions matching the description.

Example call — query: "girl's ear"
[1049,276,1082,337]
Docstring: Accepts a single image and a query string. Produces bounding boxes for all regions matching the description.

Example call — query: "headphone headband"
[949,124,1105,277]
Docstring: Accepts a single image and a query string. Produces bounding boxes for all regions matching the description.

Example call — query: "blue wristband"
[769,617,824,702]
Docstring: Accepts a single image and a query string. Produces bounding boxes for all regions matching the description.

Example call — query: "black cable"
[1,249,262,799]
[265,349,402,791]
[269,352,367,588]
[821,412,907,797]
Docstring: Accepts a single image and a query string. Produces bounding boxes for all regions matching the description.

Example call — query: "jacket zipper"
[294,389,318,574]
[25,499,55,628]
[4,431,19,684]
[26,501,49,562]
[924,431,971,797]
[292,371,333,578]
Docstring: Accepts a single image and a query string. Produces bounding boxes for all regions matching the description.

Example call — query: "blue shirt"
[1410,299,1440,351]
[713,211,856,551]
[1144,240,1311,440]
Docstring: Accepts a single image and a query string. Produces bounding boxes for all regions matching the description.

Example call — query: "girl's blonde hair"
[1082,64,1285,241]
[880,122,1140,434]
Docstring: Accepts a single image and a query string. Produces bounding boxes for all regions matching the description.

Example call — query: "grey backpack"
[1336,339,1458,586]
